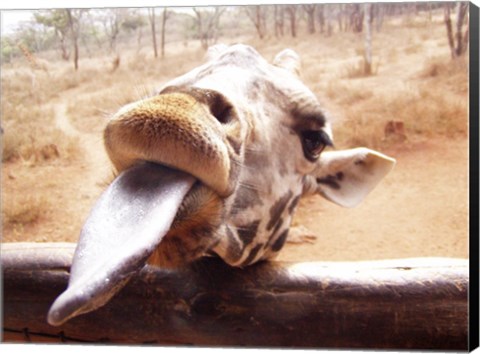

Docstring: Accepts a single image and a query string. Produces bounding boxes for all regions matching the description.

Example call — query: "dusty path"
[52,98,110,177]
[54,102,79,138]
[51,94,111,214]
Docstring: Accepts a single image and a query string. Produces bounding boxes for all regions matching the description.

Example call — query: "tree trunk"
[461,15,469,54]
[363,3,373,75]
[444,3,469,59]
[274,5,284,37]
[454,2,469,57]
[194,7,225,50]
[286,6,297,37]
[246,6,266,39]
[375,4,385,32]
[274,5,279,37]
[350,4,364,33]
[337,4,344,32]
[254,7,262,38]
[136,26,143,54]
[57,30,69,61]
[303,4,316,34]
[444,4,456,58]
[148,8,158,58]
[317,5,325,33]
[65,10,79,70]
[161,8,168,58]
[72,41,79,70]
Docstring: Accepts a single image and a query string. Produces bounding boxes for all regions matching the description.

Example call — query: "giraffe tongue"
[47,162,196,326]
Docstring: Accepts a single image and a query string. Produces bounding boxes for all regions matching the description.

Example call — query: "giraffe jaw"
[48,162,196,326]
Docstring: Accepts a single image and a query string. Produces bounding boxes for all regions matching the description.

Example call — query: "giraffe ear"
[273,49,301,76]
[313,148,396,208]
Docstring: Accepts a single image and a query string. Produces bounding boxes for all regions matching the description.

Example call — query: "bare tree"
[274,5,285,37]
[373,3,385,32]
[285,5,298,37]
[320,4,335,36]
[245,6,267,39]
[454,2,469,56]
[103,8,128,51]
[34,10,70,61]
[363,3,373,75]
[317,5,325,34]
[160,7,170,58]
[120,9,146,54]
[102,9,127,52]
[444,2,469,58]
[66,9,84,70]
[193,7,225,50]
[303,4,316,34]
[147,8,158,58]
[349,4,364,33]
[337,4,346,32]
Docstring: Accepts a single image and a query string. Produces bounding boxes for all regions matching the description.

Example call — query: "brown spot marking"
[316,173,343,190]
[231,186,263,215]
[244,148,272,171]
[271,230,289,252]
[237,220,261,246]
[270,217,284,240]
[225,226,243,262]
[266,191,293,231]
[241,243,263,266]
[288,195,301,215]
[247,81,262,100]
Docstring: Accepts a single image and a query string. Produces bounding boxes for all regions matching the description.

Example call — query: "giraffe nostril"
[211,104,233,124]
[206,91,235,125]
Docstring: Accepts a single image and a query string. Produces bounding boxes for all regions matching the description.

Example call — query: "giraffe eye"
[301,130,332,162]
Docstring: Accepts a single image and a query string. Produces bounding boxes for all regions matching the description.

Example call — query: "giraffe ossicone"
[48,44,395,326]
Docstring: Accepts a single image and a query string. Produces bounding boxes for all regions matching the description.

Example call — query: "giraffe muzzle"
[104,92,234,197]
[47,162,196,326]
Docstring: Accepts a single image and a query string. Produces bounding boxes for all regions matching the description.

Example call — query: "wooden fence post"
[2,242,468,349]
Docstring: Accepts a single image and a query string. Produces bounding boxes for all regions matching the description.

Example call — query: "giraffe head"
[48,44,395,325]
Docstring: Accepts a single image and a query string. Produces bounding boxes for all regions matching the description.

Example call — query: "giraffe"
[17,43,49,72]
[48,44,395,326]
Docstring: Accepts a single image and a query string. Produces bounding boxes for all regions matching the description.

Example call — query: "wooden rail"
[1,242,468,349]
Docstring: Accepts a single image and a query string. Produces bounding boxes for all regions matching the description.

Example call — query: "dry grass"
[2,194,51,229]
[1,104,82,163]
[417,55,468,93]
[331,79,467,150]
[341,57,380,79]
[325,81,374,105]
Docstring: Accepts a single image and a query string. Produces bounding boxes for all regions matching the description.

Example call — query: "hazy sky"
[2,10,35,34]
[3,0,472,35]
[0,1,269,35]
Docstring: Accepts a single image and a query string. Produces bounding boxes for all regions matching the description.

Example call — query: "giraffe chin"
[47,162,196,326]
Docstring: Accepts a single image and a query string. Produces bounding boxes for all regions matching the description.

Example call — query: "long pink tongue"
[48,163,195,326]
